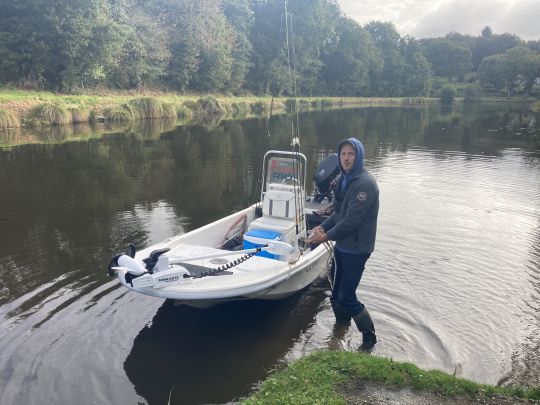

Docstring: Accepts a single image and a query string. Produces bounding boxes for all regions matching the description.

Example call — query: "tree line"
[1,0,539,97]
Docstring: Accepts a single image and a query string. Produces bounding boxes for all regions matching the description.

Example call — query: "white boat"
[108,150,340,308]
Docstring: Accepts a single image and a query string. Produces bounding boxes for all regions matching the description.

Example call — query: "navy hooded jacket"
[320,138,379,253]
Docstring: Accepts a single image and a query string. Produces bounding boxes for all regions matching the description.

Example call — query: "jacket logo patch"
[357,192,367,202]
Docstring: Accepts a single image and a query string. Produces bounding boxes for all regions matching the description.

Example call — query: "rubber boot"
[331,299,351,325]
[327,300,349,350]
[352,307,377,351]
[327,322,349,351]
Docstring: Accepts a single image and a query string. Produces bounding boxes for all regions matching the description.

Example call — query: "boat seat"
[248,215,296,235]
[262,189,296,219]
[248,187,298,236]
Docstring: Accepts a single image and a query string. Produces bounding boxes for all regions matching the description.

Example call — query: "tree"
[472,27,523,70]
[0,0,127,90]
[399,36,432,96]
[501,47,540,96]
[364,22,431,96]
[478,47,540,96]
[464,83,483,102]
[477,54,504,93]
[527,40,540,53]
[320,17,381,96]
[223,0,254,93]
[365,21,406,96]
[190,12,236,92]
[440,84,456,104]
[422,38,472,82]
[0,0,125,90]
[107,1,170,89]
[149,0,235,92]
[247,0,342,96]
[246,0,286,94]
[286,0,341,95]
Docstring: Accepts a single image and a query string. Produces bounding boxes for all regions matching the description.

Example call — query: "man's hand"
[312,226,324,234]
[308,226,328,244]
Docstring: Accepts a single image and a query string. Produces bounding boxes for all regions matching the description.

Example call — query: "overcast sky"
[336,0,540,40]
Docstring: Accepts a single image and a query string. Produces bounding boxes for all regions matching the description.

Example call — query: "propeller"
[107,244,138,276]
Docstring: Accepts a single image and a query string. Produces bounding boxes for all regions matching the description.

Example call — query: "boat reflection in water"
[123,277,329,405]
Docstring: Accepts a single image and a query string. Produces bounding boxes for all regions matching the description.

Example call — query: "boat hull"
[111,150,337,309]
[115,205,333,308]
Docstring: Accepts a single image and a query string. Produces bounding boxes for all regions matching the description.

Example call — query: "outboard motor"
[313,153,339,203]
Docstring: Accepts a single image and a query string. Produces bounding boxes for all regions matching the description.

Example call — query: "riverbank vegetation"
[0,89,437,129]
[1,1,539,102]
[243,351,540,404]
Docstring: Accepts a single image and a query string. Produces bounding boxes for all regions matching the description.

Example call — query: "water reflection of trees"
[1,104,538,304]
[0,118,180,149]
[420,104,540,154]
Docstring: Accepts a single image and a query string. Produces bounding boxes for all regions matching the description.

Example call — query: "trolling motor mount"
[143,248,171,272]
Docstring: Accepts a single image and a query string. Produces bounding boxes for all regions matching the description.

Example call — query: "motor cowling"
[313,153,339,203]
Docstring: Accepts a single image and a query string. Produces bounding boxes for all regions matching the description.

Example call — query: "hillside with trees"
[0,0,539,98]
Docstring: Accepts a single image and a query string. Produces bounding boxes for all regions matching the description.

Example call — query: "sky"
[336,0,540,40]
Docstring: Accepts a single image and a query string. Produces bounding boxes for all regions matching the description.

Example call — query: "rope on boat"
[323,241,336,289]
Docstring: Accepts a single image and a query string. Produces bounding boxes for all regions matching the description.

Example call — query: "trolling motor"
[312,153,340,203]
[107,240,295,288]
[107,244,190,289]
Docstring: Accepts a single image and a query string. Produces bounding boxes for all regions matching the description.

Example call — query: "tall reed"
[0,109,20,129]
[26,103,71,126]
[69,108,90,123]
[161,102,177,119]
[103,106,132,123]
[128,97,164,119]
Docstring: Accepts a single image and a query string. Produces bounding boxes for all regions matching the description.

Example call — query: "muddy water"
[0,103,539,404]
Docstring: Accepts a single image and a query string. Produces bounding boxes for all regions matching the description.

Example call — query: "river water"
[0,103,539,404]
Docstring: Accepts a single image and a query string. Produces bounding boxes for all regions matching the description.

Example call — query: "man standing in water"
[308,137,379,350]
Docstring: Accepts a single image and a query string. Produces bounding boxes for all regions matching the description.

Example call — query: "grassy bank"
[243,351,540,404]
[0,88,438,130]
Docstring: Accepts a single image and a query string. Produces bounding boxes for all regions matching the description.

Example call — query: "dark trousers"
[331,250,371,318]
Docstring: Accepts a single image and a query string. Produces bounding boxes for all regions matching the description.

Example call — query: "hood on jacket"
[337,137,365,177]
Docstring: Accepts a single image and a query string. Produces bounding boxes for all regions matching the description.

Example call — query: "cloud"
[336,0,540,40]
[411,0,507,38]
[502,0,540,40]
[411,0,540,39]
[337,0,441,33]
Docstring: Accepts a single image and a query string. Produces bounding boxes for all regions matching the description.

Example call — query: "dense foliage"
[0,0,539,97]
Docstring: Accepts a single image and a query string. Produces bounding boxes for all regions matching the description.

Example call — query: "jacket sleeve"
[320,212,336,232]
[325,182,377,241]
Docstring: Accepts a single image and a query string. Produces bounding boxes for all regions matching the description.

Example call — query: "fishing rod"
[283,0,305,238]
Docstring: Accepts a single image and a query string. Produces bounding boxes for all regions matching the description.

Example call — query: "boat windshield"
[266,156,303,186]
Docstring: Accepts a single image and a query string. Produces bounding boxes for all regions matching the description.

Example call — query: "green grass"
[197,96,225,116]
[0,88,439,122]
[69,107,90,123]
[231,101,250,117]
[162,102,177,119]
[0,108,20,128]
[243,351,540,404]
[128,97,165,119]
[3,88,528,132]
[176,104,193,121]
[103,106,132,123]
[25,103,72,126]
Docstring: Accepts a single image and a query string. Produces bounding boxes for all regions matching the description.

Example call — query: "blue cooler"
[243,229,281,259]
